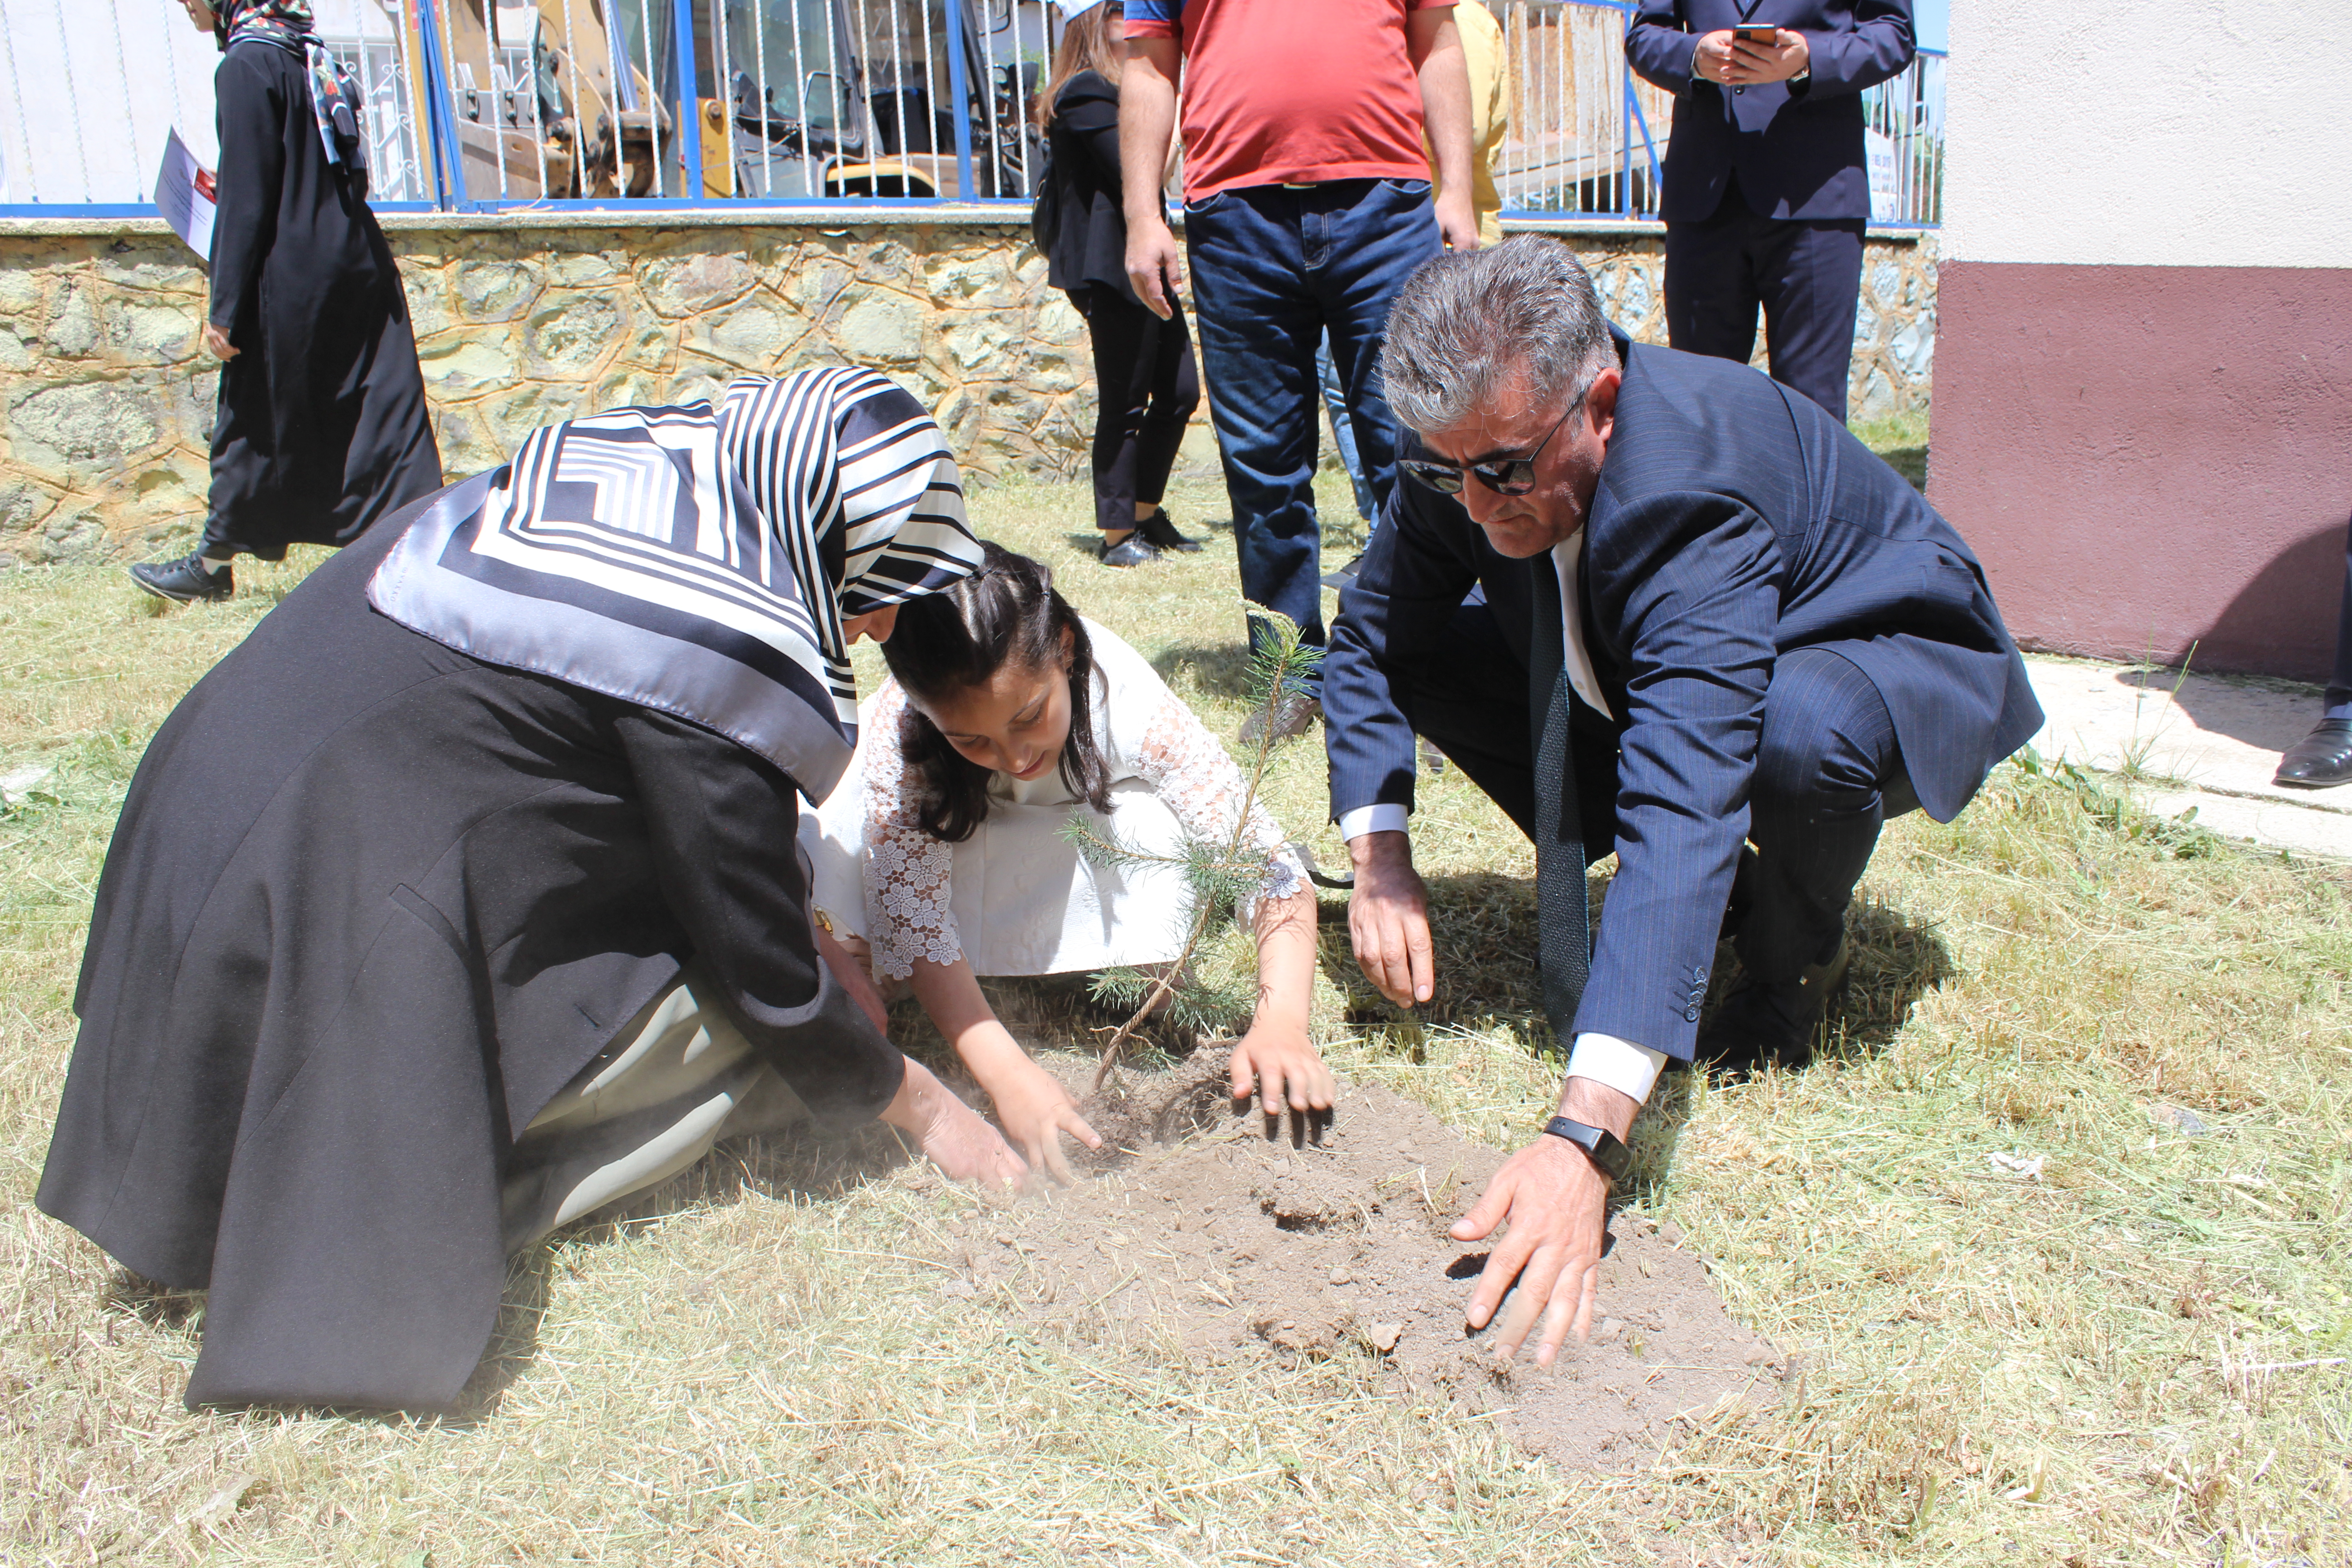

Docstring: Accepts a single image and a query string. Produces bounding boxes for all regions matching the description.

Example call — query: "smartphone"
[1733,24,1779,43]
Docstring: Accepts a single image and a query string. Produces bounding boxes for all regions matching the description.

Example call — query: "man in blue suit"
[1323,240,2039,1360]
[1627,0,1915,422]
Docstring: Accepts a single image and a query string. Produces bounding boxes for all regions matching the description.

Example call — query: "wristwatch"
[1543,1116,1633,1186]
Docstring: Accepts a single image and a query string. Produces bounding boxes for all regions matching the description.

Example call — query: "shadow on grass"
[1151,641,1260,704]
[103,1270,205,1332]
[1877,443,1927,492]
[1313,872,1953,1067]
[1815,891,1958,1061]
[1058,513,1238,561]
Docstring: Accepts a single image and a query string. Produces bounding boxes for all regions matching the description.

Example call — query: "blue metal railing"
[0,1,1939,226]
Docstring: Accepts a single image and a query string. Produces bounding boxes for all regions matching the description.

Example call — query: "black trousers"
[2329,514,2352,720]
[1073,286,1201,535]
[1405,593,1916,983]
[1664,176,1867,424]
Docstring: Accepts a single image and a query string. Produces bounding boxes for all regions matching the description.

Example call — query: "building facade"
[1928,0,2352,682]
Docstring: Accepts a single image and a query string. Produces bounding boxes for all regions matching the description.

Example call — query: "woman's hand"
[907,955,1100,1183]
[879,1058,1029,1191]
[202,322,239,360]
[985,1055,1103,1185]
[1230,1021,1333,1122]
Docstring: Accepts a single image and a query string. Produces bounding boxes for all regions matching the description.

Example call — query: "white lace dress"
[801,619,1307,980]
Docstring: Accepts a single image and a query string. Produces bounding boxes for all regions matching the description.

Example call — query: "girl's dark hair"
[880,543,1112,843]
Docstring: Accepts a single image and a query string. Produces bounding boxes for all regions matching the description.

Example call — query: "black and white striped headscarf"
[369,368,982,804]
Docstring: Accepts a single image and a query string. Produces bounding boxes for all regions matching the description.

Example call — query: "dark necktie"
[1530,562,1589,1043]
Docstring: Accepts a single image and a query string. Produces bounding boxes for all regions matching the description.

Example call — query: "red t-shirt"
[1127,0,1451,201]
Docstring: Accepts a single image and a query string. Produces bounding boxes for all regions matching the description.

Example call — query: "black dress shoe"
[1238,693,1322,747]
[1098,531,1161,568]
[128,551,233,603]
[1134,509,1202,553]
[2274,718,2352,789]
[1695,933,1850,1078]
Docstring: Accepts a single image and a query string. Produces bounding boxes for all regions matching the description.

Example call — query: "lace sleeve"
[861,686,964,980]
[1131,688,1308,924]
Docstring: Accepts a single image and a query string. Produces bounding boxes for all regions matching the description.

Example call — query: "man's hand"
[1125,219,1185,321]
[202,322,239,360]
[1724,28,1810,84]
[1434,187,1481,252]
[1347,830,1434,1006]
[1450,1075,1639,1364]
[1118,36,1184,320]
[986,1055,1103,1185]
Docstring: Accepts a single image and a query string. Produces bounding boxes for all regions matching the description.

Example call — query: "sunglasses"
[1398,385,1588,497]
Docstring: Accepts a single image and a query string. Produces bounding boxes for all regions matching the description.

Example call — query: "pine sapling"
[1063,608,1323,1090]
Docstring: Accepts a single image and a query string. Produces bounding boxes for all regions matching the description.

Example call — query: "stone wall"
[0,211,1935,565]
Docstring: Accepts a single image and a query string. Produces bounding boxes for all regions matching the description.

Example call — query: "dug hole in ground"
[935,1046,1783,1472]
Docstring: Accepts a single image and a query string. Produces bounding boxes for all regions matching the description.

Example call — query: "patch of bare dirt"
[943,1049,1782,1471]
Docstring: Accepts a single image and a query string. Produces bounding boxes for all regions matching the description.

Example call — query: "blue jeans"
[1318,333,1377,524]
[1184,178,1440,677]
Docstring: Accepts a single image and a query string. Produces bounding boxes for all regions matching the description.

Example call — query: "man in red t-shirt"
[1120,0,1477,740]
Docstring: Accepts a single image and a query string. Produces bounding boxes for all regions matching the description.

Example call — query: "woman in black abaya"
[40,368,1022,1413]
[132,0,442,604]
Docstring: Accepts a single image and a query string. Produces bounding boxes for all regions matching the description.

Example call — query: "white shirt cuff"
[1566,1032,1669,1106]
[1337,803,1410,842]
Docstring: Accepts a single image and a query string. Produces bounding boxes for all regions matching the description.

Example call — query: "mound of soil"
[942,1050,1783,1470]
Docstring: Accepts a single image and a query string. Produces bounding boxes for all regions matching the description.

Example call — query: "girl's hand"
[880,1058,1029,1191]
[1230,1024,1334,1121]
[202,322,239,360]
[986,1058,1103,1185]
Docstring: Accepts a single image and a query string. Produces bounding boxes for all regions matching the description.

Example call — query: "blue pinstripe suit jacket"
[1323,335,2041,1055]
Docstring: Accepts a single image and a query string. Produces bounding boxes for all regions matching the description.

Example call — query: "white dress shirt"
[1339,529,1669,1106]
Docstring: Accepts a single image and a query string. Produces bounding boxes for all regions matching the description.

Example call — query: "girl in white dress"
[803,545,1330,1181]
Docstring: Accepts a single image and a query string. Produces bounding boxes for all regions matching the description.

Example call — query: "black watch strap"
[1543,1115,1632,1186]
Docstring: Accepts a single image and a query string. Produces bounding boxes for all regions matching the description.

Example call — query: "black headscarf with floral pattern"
[213,0,317,53]
[213,0,370,196]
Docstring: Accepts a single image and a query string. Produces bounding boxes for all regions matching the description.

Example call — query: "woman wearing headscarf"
[131,0,442,604]
[39,368,1014,1413]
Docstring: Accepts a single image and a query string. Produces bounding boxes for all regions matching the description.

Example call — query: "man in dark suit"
[1323,239,2040,1361]
[1627,0,1915,423]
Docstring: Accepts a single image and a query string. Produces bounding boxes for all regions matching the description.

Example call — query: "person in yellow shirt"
[1431,0,1509,245]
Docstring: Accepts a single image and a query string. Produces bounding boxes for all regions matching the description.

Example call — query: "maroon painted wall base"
[1929,260,2352,683]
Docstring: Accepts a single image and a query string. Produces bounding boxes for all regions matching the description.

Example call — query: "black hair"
[879,542,1112,843]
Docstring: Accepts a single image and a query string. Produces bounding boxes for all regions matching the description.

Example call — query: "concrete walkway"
[2019,655,2352,859]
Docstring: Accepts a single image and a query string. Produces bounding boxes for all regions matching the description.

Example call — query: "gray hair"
[1378,236,1614,434]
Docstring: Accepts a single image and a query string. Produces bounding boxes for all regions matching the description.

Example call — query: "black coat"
[1626,0,1916,222]
[36,490,902,1411]
[1325,333,2042,1054]
[1043,70,1139,304]
[206,39,441,557]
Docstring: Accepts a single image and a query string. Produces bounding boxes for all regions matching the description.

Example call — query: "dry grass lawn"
[1,463,2347,1566]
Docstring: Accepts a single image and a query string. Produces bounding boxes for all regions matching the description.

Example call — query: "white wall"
[1942,0,2352,268]
[0,0,401,205]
